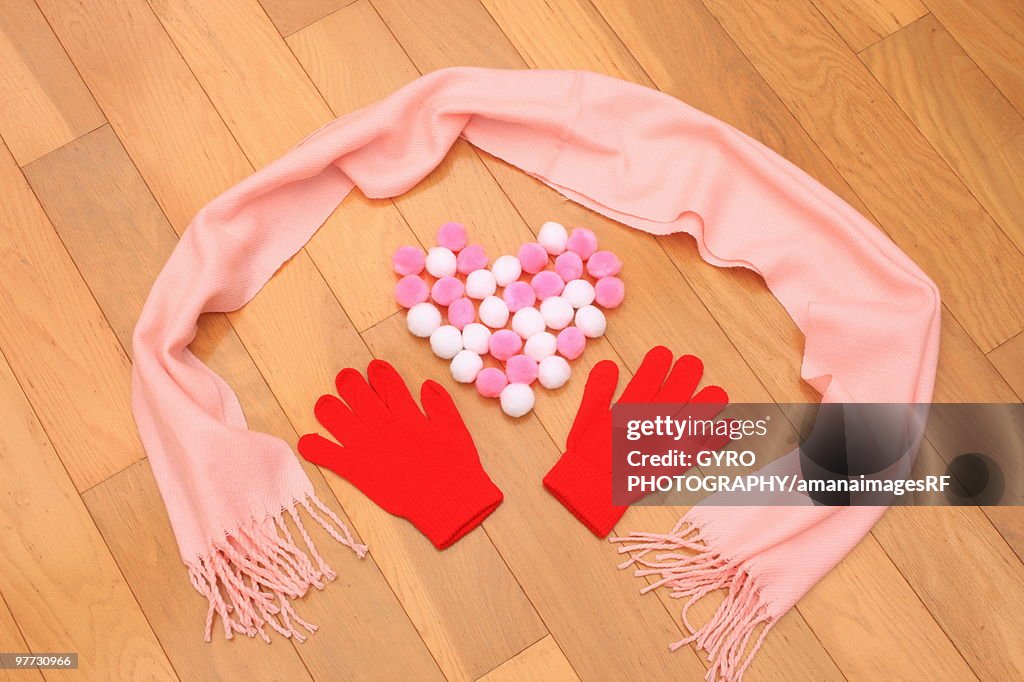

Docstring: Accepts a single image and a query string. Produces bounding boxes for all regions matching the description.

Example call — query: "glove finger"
[314,394,371,447]
[336,367,390,425]
[571,359,619,427]
[420,380,469,432]
[298,433,363,481]
[368,359,422,420]
[691,384,729,408]
[619,345,673,403]
[655,354,703,403]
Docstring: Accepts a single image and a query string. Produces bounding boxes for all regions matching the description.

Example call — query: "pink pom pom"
[518,243,548,274]
[437,222,468,252]
[594,276,625,308]
[392,245,425,276]
[505,354,538,385]
[556,326,586,360]
[456,244,488,274]
[531,271,564,300]
[395,275,429,308]
[447,297,475,329]
[587,250,623,278]
[476,367,508,398]
[566,228,598,260]
[503,281,536,312]
[554,251,583,281]
[431,276,465,306]
[489,329,523,361]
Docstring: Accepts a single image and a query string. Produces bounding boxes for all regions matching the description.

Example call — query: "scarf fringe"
[611,520,775,682]
[187,493,368,643]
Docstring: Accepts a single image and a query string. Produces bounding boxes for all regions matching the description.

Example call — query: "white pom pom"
[562,279,596,308]
[479,295,510,328]
[537,221,568,255]
[407,302,441,338]
[425,247,457,278]
[538,356,571,389]
[429,325,463,359]
[575,305,607,338]
[540,296,574,330]
[461,323,492,355]
[511,306,546,339]
[491,254,522,287]
[450,350,484,383]
[465,269,497,299]
[500,383,535,418]
[524,331,557,361]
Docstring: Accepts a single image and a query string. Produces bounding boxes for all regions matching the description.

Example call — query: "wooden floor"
[1,0,1023,679]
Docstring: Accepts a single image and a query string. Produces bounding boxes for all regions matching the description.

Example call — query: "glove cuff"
[543,451,625,539]
[412,469,504,550]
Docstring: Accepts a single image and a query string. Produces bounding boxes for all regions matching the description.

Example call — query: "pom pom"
[524,331,557,361]
[566,227,598,260]
[505,354,539,385]
[437,222,468,252]
[575,305,607,338]
[429,325,463,359]
[540,296,574,330]
[425,246,457,277]
[511,306,545,339]
[562,279,596,308]
[518,242,548,274]
[488,329,523,361]
[475,367,508,398]
[457,244,488,274]
[503,281,536,313]
[395,275,429,309]
[430,276,465,306]
[556,327,586,360]
[447,297,475,329]
[594,276,625,309]
[538,356,571,389]
[392,245,425,276]
[537,221,568,255]
[491,254,523,286]
[531,271,564,301]
[500,383,535,418]
[554,251,583,281]
[479,296,510,328]
[450,349,483,383]
[407,302,441,338]
[586,250,623,278]
[462,323,492,355]
[465,269,497,299]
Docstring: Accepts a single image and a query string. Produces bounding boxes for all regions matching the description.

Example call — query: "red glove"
[543,346,728,538]
[299,360,503,550]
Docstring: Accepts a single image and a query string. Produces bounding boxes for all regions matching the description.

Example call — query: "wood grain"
[863,14,1024,257]
[811,0,927,52]
[990,333,1024,400]
[0,0,104,165]
[0,595,40,682]
[257,0,354,37]
[476,635,580,682]
[0,351,176,681]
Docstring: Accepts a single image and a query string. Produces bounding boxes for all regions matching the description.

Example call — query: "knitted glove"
[543,346,728,538]
[299,360,503,550]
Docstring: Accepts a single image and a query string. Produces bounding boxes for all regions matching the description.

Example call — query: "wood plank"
[989,333,1024,401]
[476,636,579,682]
[24,123,446,680]
[0,141,140,491]
[811,0,927,52]
[257,0,353,37]
[862,14,1024,257]
[925,0,1024,116]
[0,595,41,682]
[0,0,104,165]
[0,352,177,681]
[699,0,1024,352]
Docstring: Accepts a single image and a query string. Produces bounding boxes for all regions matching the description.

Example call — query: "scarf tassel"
[611,521,775,682]
[187,493,368,642]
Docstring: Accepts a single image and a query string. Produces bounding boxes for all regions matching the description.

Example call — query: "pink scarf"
[132,67,940,671]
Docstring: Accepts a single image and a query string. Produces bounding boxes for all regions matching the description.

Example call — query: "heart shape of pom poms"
[392,221,624,418]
